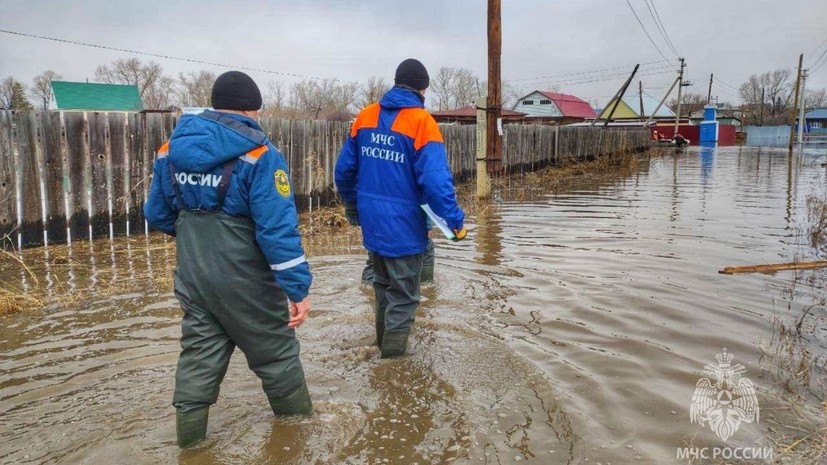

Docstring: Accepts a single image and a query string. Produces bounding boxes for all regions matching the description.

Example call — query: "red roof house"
[513,90,597,124]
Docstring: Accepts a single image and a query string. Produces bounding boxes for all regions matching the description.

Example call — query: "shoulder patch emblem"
[274,169,291,197]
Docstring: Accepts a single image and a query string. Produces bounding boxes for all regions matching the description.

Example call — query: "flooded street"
[1,146,826,464]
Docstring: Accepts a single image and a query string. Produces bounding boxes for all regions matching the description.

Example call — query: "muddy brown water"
[1,146,826,465]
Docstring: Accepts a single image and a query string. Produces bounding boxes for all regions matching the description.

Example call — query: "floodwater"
[1,146,826,465]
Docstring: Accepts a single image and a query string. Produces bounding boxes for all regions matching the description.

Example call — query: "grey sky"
[1,0,826,107]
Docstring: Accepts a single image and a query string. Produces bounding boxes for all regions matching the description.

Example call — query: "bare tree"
[0,76,33,110]
[289,79,358,120]
[357,76,390,108]
[143,75,177,110]
[805,88,827,110]
[739,69,793,124]
[95,58,172,108]
[667,91,707,116]
[262,80,288,118]
[177,70,215,107]
[30,70,62,110]
[502,81,522,109]
[430,67,482,110]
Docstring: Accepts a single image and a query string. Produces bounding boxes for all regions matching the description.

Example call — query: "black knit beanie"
[394,58,430,90]
[211,71,262,111]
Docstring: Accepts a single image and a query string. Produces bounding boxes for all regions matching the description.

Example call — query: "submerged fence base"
[0,110,649,249]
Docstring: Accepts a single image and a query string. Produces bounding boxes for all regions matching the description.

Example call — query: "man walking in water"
[145,71,313,448]
[335,58,467,358]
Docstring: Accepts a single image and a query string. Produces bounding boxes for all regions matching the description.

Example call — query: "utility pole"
[639,80,645,122]
[707,73,713,104]
[601,65,639,127]
[593,65,639,126]
[645,74,680,125]
[759,87,765,126]
[788,53,803,152]
[486,0,502,175]
[673,58,686,136]
[798,68,808,145]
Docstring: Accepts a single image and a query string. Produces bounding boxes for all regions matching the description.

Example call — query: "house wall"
[515,92,563,118]
[598,99,637,119]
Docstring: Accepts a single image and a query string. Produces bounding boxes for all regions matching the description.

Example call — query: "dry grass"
[0,286,45,315]
[807,194,827,255]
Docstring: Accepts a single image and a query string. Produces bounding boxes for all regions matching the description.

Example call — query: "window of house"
[523,100,534,105]
[540,99,551,105]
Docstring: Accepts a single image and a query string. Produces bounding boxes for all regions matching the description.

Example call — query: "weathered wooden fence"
[0,110,649,248]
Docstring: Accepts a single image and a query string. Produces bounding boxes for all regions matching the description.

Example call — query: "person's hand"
[288,298,311,328]
[344,204,359,226]
[451,226,467,242]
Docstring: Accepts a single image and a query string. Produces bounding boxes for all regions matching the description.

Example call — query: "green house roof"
[51,81,143,111]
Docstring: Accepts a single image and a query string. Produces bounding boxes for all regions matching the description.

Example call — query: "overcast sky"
[1,0,826,107]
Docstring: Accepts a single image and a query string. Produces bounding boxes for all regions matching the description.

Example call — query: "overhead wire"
[806,36,827,66]
[508,60,667,83]
[647,0,680,57]
[0,28,337,81]
[623,0,673,63]
[642,0,679,57]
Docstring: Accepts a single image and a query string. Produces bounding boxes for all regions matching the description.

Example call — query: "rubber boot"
[380,331,409,359]
[374,304,385,347]
[176,406,209,449]
[268,383,313,416]
[421,240,435,283]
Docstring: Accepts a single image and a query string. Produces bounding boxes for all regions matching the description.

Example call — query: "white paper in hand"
[421,204,456,240]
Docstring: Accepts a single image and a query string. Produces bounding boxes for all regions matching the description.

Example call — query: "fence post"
[475,97,491,198]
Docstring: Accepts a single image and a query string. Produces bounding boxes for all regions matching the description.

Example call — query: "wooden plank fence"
[0,110,649,249]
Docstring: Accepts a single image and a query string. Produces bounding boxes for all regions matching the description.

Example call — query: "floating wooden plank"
[0,112,16,248]
[41,111,67,244]
[64,112,90,240]
[719,261,827,275]
[14,111,44,247]
[88,112,110,238]
[109,112,128,235]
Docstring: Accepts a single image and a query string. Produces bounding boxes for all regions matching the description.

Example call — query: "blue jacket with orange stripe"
[335,86,465,257]
[143,110,312,302]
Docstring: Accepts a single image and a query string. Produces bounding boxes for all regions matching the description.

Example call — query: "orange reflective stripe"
[157,141,169,155]
[350,103,381,137]
[391,108,444,150]
[246,145,269,159]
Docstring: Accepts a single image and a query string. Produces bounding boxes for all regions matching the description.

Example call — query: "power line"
[508,60,667,83]
[556,69,674,87]
[713,76,740,91]
[810,46,827,72]
[647,0,680,57]
[0,28,335,81]
[623,0,672,63]
[806,36,827,65]
[642,0,679,57]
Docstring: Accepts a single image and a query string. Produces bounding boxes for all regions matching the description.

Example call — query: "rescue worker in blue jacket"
[335,58,467,358]
[144,71,313,448]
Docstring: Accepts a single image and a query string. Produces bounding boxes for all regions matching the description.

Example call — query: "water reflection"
[0,146,825,464]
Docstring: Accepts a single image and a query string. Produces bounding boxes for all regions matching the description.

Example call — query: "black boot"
[375,304,385,347]
[176,406,209,448]
[268,383,313,416]
[380,331,409,358]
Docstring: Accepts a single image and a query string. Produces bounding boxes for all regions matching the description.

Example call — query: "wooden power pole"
[707,73,713,104]
[673,58,686,136]
[486,0,502,175]
[788,53,803,152]
[639,81,645,122]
